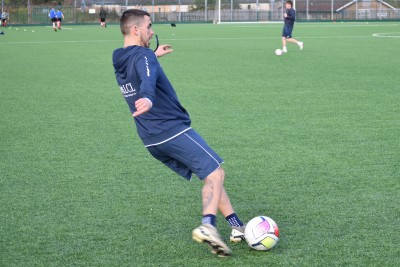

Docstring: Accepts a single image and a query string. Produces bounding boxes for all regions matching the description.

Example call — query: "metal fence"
[2,0,399,25]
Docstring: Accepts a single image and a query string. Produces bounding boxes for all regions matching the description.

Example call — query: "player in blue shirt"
[112,9,245,257]
[56,9,64,30]
[282,0,303,53]
[48,8,57,32]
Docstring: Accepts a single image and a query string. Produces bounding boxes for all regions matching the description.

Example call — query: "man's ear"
[135,26,141,36]
[129,25,139,36]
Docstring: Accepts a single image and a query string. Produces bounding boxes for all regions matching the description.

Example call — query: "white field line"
[1,23,397,48]
[0,39,121,45]
[230,23,400,28]
[44,26,73,30]
[372,32,400,38]
[0,35,374,45]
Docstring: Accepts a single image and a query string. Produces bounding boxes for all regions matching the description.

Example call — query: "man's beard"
[141,36,150,48]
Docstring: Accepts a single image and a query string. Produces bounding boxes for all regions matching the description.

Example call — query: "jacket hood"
[112,46,140,74]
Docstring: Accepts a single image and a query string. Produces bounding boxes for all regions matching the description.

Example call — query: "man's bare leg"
[192,168,232,256]
[218,187,246,243]
[202,168,225,215]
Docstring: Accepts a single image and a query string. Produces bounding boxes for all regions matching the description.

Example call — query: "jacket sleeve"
[135,50,158,104]
[287,9,296,21]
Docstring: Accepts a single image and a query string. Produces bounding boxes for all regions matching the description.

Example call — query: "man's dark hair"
[120,9,151,35]
[286,0,293,6]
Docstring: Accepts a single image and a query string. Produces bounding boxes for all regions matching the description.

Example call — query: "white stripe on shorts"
[144,127,192,147]
[183,132,222,166]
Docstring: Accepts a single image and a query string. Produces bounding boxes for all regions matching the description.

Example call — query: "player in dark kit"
[112,9,245,257]
[99,7,107,28]
[281,0,303,53]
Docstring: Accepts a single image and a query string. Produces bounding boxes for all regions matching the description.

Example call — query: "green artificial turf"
[1,22,399,266]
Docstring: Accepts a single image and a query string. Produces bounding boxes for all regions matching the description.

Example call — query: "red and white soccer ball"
[275,49,283,56]
[244,216,280,251]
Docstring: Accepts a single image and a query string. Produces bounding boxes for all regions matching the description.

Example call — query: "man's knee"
[206,167,225,184]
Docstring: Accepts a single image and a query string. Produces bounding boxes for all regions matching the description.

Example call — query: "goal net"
[214,0,285,24]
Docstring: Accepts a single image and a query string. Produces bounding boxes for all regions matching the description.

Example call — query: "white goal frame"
[215,0,294,24]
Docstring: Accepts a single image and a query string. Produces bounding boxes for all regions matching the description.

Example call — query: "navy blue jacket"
[284,8,296,26]
[112,46,191,146]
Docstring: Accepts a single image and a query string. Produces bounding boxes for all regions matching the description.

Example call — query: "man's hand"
[155,44,173,58]
[133,98,152,117]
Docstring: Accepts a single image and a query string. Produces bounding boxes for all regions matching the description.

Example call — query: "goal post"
[214,0,286,24]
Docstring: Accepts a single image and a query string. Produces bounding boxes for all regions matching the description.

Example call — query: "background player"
[99,6,107,28]
[48,8,57,32]
[56,9,64,30]
[282,0,303,53]
[1,10,8,28]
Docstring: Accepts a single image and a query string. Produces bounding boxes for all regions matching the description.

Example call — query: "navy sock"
[225,213,244,227]
[202,214,216,227]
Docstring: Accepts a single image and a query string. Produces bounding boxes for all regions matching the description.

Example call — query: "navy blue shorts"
[282,25,293,38]
[146,129,223,180]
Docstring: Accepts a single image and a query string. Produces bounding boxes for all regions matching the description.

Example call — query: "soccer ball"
[275,49,283,56]
[244,216,279,251]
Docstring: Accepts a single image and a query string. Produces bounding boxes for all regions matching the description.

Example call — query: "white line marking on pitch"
[372,32,400,38]
[0,35,378,45]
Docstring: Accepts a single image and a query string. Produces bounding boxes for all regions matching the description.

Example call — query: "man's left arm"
[155,44,173,58]
[288,9,296,21]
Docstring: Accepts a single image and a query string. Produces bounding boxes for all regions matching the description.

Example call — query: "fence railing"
[2,4,400,25]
